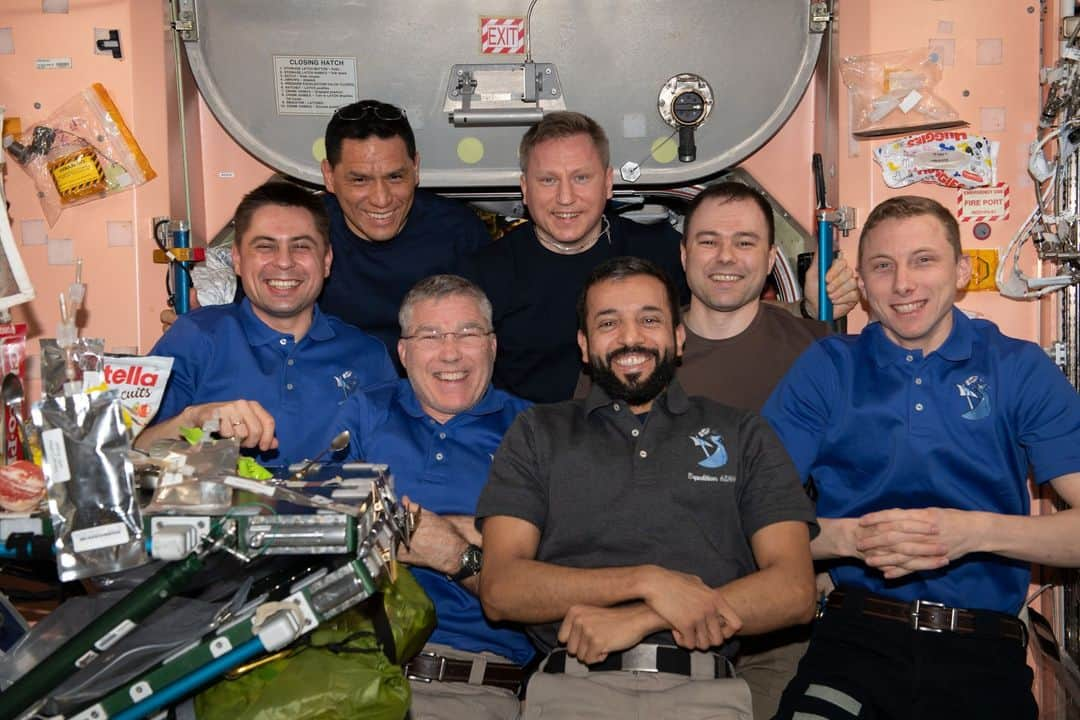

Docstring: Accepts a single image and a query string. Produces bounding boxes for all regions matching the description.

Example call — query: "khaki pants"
[407,643,521,720]
[735,626,811,720]
[523,653,753,720]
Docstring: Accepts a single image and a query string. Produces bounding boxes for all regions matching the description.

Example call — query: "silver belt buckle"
[405,651,446,682]
[912,598,957,633]
[619,643,660,672]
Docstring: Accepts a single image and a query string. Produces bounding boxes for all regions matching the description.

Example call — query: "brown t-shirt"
[575,303,829,412]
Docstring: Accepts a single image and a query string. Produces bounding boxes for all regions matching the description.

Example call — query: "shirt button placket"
[908,359,931,434]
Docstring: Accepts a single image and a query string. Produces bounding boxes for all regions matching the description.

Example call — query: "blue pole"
[816,215,833,322]
[173,221,191,315]
[110,636,265,720]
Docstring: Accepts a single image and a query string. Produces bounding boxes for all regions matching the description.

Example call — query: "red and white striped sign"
[957,182,1010,222]
[481,17,525,54]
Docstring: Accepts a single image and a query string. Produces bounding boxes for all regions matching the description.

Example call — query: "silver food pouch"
[40,337,106,397]
[32,389,148,581]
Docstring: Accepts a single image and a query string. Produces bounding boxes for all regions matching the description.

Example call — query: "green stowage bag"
[195,566,435,720]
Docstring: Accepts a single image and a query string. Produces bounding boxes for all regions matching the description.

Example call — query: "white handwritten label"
[72,522,131,552]
[42,428,71,483]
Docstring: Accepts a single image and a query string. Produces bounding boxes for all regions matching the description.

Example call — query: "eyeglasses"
[401,328,493,349]
[332,102,407,122]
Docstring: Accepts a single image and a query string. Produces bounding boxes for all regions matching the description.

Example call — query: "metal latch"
[171,0,197,41]
[810,2,832,33]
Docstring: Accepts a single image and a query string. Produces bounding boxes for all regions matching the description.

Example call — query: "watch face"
[462,544,483,573]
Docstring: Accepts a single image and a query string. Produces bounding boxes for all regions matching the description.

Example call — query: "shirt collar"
[584,378,690,416]
[239,298,333,346]
[869,306,973,366]
[397,380,506,423]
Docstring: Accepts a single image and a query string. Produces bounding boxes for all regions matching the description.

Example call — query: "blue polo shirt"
[763,308,1080,614]
[330,379,535,665]
[151,299,396,466]
[319,191,491,366]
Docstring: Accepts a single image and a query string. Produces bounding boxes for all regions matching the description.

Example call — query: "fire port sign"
[481,17,525,54]
[957,183,1010,222]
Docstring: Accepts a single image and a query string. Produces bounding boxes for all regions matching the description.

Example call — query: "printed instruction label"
[958,183,1010,221]
[36,57,72,70]
[273,55,358,115]
[72,522,131,553]
[41,428,71,483]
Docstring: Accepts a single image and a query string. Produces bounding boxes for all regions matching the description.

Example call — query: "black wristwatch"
[450,544,482,582]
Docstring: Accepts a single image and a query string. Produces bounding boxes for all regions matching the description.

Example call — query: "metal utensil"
[2,373,29,460]
[289,430,351,482]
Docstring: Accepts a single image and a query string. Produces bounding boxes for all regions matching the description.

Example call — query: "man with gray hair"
[329,274,533,720]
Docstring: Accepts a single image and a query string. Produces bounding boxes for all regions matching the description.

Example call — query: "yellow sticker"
[964,249,999,291]
[312,137,326,163]
[651,136,677,164]
[457,137,484,164]
[50,151,105,195]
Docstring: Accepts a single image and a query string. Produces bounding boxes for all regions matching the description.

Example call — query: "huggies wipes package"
[875,130,999,189]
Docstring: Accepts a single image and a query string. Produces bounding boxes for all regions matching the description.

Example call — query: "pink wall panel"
[830,0,1043,340]
[1,0,172,399]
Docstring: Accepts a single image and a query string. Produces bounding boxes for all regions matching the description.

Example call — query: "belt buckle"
[912,598,957,633]
[405,651,446,683]
[619,644,660,673]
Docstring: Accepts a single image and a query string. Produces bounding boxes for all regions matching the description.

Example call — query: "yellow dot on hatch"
[457,137,484,164]
[312,137,326,163]
[651,136,677,164]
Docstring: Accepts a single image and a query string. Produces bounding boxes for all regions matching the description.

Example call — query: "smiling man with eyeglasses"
[328,274,534,720]
[318,100,492,368]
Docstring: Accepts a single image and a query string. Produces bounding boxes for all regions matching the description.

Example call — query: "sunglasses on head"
[332,102,407,122]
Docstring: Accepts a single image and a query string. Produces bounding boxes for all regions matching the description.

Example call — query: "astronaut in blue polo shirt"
[139,181,396,465]
[329,274,532,720]
[763,196,1080,720]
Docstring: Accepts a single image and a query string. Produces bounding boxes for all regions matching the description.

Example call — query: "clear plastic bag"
[841,48,965,138]
[3,84,156,225]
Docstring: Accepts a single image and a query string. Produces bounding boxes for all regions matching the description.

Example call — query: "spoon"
[289,430,351,482]
[1,374,29,461]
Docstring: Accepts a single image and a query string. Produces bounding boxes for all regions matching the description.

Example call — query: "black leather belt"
[826,589,1027,645]
[403,652,526,692]
[544,644,733,678]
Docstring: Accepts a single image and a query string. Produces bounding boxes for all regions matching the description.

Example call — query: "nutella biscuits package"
[103,355,173,438]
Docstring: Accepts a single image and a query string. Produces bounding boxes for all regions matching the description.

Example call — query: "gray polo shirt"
[477,379,817,654]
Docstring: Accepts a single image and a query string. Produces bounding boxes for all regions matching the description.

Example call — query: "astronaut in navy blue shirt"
[140,181,396,465]
[329,274,532,720]
[318,100,491,363]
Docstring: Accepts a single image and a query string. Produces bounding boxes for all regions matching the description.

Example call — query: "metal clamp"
[912,599,957,633]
